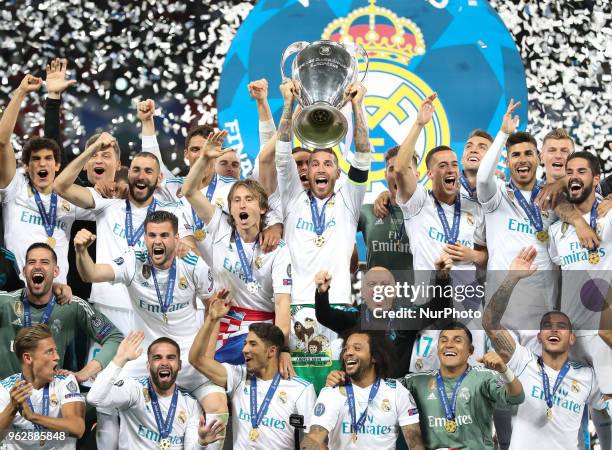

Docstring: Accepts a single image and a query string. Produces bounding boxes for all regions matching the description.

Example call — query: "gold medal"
[194,228,206,241]
[546,407,553,420]
[255,255,264,270]
[588,251,600,265]
[249,428,259,441]
[314,235,325,247]
[159,438,171,450]
[536,230,549,242]
[47,236,56,248]
[444,419,457,433]
[351,432,358,443]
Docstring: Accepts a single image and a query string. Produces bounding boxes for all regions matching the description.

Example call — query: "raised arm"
[188,290,232,388]
[0,75,42,188]
[248,79,275,145]
[395,93,436,203]
[482,246,538,362]
[182,131,227,225]
[476,99,520,203]
[138,99,173,181]
[314,271,358,334]
[74,228,115,283]
[53,133,117,208]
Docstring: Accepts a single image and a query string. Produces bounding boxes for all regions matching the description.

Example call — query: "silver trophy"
[281,40,368,148]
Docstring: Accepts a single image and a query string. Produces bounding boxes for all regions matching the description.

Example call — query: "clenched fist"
[74,229,96,252]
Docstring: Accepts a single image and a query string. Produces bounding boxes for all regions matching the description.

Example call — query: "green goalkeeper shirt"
[401,366,525,449]
[0,289,123,378]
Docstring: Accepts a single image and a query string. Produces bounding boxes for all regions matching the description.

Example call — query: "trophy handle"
[354,45,369,82]
[280,41,310,81]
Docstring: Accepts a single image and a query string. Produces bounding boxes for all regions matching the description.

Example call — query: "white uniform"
[310,379,420,450]
[548,208,612,392]
[87,361,205,450]
[398,185,485,271]
[0,373,84,450]
[109,248,219,398]
[507,343,606,450]
[276,140,368,305]
[0,174,89,283]
[223,363,316,450]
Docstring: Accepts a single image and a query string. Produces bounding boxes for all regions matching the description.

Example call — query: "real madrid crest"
[506,188,515,201]
[143,387,150,403]
[215,198,225,208]
[428,379,436,392]
[178,276,188,290]
[50,393,59,407]
[255,256,264,270]
[14,301,23,317]
[339,386,347,397]
[571,380,580,393]
[381,398,391,412]
[278,390,288,404]
[466,212,474,225]
[61,200,70,212]
[561,222,569,234]
[178,409,187,424]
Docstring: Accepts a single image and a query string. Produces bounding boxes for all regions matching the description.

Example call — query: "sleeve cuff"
[259,119,276,133]
[142,134,158,147]
[351,151,371,171]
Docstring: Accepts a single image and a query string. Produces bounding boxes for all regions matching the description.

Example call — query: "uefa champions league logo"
[217,0,527,200]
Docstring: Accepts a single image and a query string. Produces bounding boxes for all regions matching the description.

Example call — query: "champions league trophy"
[281,40,368,148]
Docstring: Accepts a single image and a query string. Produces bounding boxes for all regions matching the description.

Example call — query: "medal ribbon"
[509,181,544,232]
[149,257,177,319]
[538,357,571,409]
[460,172,476,199]
[125,199,157,246]
[191,173,218,230]
[346,378,380,436]
[21,374,49,431]
[22,292,56,327]
[148,379,179,440]
[589,200,599,252]
[436,367,471,422]
[234,232,258,285]
[250,372,281,430]
[432,193,461,245]
[386,204,406,241]
[32,188,57,239]
[309,193,335,237]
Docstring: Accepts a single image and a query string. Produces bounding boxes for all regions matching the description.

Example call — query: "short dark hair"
[440,322,473,344]
[385,145,419,167]
[227,179,268,231]
[543,128,574,148]
[25,243,57,264]
[21,137,60,165]
[425,145,454,169]
[147,337,181,359]
[15,324,53,362]
[340,329,394,380]
[185,125,214,149]
[308,148,338,167]
[85,133,121,159]
[131,151,160,170]
[292,146,311,156]
[467,129,493,143]
[507,131,537,151]
[248,323,284,356]
[540,311,573,332]
[144,210,179,234]
[566,151,601,176]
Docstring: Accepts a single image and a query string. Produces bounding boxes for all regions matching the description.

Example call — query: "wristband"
[501,366,515,383]
[281,346,291,353]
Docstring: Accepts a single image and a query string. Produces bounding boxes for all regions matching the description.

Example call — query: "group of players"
[0,57,610,450]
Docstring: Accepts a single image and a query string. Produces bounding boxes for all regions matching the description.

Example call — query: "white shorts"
[570,333,612,393]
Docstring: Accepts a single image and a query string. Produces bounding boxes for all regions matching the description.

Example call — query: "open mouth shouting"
[37,169,50,181]
[31,271,45,286]
[547,335,561,344]
[443,175,457,190]
[568,179,583,196]
[551,161,564,171]
[151,245,165,262]
[466,154,480,164]
[158,368,172,382]
[516,165,530,177]
[314,176,329,190]
[238,211,249,226]
[93,167,106,176]
[344,357,359,373]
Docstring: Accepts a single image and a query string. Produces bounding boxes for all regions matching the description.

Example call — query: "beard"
[129,182,156,202]
[567,181,593,204]
[150,369,178,391]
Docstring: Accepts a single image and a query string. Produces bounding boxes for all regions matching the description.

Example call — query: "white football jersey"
[276,141,366,305]
[479,179,558,330]
[1,174,90,283]
[110,247,212,349]
[87,189,190,309]
[398,185,485,271]
[548,208,612,331]
[507,344,606,450]
[0,373,84,450]
[87,361,203,450]
[310,379,420,450]
[202,208,292,312]
[224,364,316,450]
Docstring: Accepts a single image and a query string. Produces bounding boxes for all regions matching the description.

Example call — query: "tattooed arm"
[401,423,425,450]
[300,425,328,450]
[277,80,296,143]
[482,246,538,362]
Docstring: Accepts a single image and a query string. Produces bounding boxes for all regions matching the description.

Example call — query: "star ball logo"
[217,0,527,198]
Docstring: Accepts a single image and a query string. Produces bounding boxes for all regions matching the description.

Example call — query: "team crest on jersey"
[466,212,475,226]
[114,380,124,387]
[60,200,71,212]
[327,199,335,208]
[458,387,470,402]
[314,403,325,417]
[142,264,152,279]
[506,188,515,201]
[286,264,291,278]
[14,301,23,317]
[561,222,569,234]
[571,380,580,393]
[428,379,436,391]
[215,198,225,208]
[277,390,288,404]
[50,393,59,407]
[541,210,549,219]
[91,315,103,328]
[415,358,424,370]
[143,387,150,403]
[178,276,188,290]
[339,386,347,397]
[177,409,187,424]
[113,257,124,266]
[597,220,603,235]
[255,256,264,270]
[67,381,78,393]
[381,398,391,412]
[51,319,62,335]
